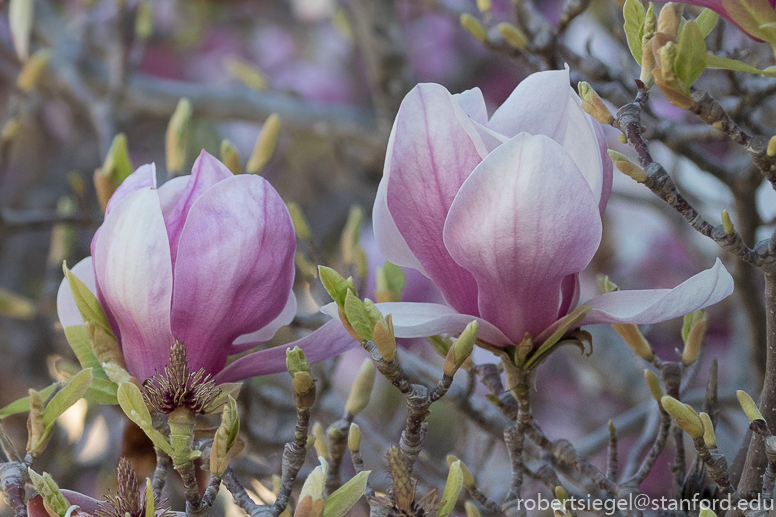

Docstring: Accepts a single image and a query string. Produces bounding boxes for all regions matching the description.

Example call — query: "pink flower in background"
[347,68,733,349]
[57,151,353,383]
[679,0,776,42]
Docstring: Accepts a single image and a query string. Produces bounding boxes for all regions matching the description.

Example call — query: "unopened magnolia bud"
[306,435,316,450]
[681,310,707,366]
[612,323,653,361]
[95,134,134,211]
[220,140,241,174]
[737,390,764,423]
[1,119,19,142]
[373,315,397,362]
[444,321,478,377]
[287,347,316,408]
[498,22,528,50]
[699,412,716,447]
[644,3,657,40]
[768,136,776,157]
[135,1,153,39]
[554,486,568,502]
[10,0,33,62]
[608,150,647,183]
[661,396,704,438]
[348,423,361,452]
[464,501,481,517]
[578,82,614,125]
[446,455,475,489]
[644,370,663,402]
[345,359,375,415]
[640,39,658,90]
[165,98,192,174]
[460,14,487,42]
[246,113,280,174]
[476,0,490,13]
[311,422,329,460]
[286,202,311,241]
[657,3,683,41]
[17,49,52,92]
[721,210,734,235]
[699,507,717,517]
[225,58,268,91]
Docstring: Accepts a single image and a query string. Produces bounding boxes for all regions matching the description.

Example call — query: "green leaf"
[117,383,173,455]
[344,291,374,341]
[84,377,118,405]
[675,21,707,88]
[323,470,371,517]
[42,368,92,429]
[623,0,646,64]
[695,9,719,37]
[681,312,694,342]
[0,382,59,419]
[706,54,776,76]
[319,266,349,308]
[63,264,114,338]
[28,470,69,517]
[63,325,106,378]
[438,461,463,517]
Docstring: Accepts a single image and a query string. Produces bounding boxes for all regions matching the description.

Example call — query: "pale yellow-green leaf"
[0,382,59,419]
[83,377,119,405]
[117,383,174,455]
[695,9,719,37]
[706,54,776,76]
[323,471,371,517]
[28,470,69,517]
[319,266,349,308]
[63,325,106,377]
[62,264,114,338]
[675,21,707,88]
[42,369,93,429]
[344,291,374,341]
[623,0,646,64]
[437,460,464,517]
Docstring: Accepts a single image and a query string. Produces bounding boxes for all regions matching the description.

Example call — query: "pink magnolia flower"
[679,0,776,42]
[57,150,353,383]
[336,68,733,351]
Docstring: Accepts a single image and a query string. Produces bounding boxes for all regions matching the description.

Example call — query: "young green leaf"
[323,471,371,517]
[319,266,349,308]
[675,21,707,89]
[63,325,106,377]
[695,9,719,37]
[117,383,174,455]
[344,291,374,341]
[706,54,776,77]
[62,264,114,338]
[83,377,119,405]
[623,0,646,64]
[42,369,93,429]
[0,382,59,419]
[438,460,464,517]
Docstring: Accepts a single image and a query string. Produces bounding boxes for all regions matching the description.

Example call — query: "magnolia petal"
[105,164,157,217]
[593,121,613,214]
[232,291,298,353]
[444,134,602,343]
[319,302,512,346]
[165,150,233,265]
[488,68,607,206]
[453,87,488,125]
[59,491,102,515]
[213,319,357,383]
[582,258,734,325]
[557,273,581,319]
[385,83,485,315]
[94,188,174,381]
[158,175,190,220]
[171,174,296,374]
[56,256,97,327]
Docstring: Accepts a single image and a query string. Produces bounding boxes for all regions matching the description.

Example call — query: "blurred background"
[0,0,773,514]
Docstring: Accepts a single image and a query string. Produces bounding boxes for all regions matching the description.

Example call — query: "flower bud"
[348,423,361,452]
[246,113,280,174]
[9,0,33,62]
[498,23,528,50]
[657,3,683,42]
[135,1,154,40]
[373,315,397,362]
[476,0,491,13]
[297,460,327,517]
[661,396,704,438]
[287,202,311,241]
[444,321,478,377]
[220,140,241,174]
[17,49,52,92]
[225,58,268,91]
[165,98,192,174]
[612,323,653,361]
[608,150,647,183]
[721,210,734,235]
[699,507,717,517]
[699,411,716,448]
[464,502,481,517]
[737,390,764,423]
[95,134,134,211]
[460,14,487,42]
[287,347,316,409]
[345,359,376,415]
[768,136,776,158]
[578,82,614,125]
[1,119,19,142]
[681,310,707,366]
[311,422,329,460]
[644,369,663,402]
[306,435,316,450]
[0,287,35,319]
[446,455,475,489]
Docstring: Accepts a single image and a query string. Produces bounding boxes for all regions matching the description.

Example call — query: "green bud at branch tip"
[608,150,648,183]
[165,98,192,174]
[699,412,716,448]
[737,390,765,423]
[578,81,615,125]
[660,396,704,438]
[612,323,653,361]
[345,359,376,415]
[348,423,361,452]
[681,310,707,366]
[554,486,568,502]
[721,210,734,235]
[286,202,312,241]
[498,22,528,50]
[768,136,776,157]
[246,113,281,174]
[475,0,490,13]
[464,501,481,517]
[446,455,475,489]
[460,14,488,42]
[220,139,241,175]
[644,369,663,402]
[444,321,478,377]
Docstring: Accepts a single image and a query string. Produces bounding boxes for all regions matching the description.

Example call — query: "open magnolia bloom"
[342,68,735,368]
[57,150,354,384]
[679,0,776,43]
